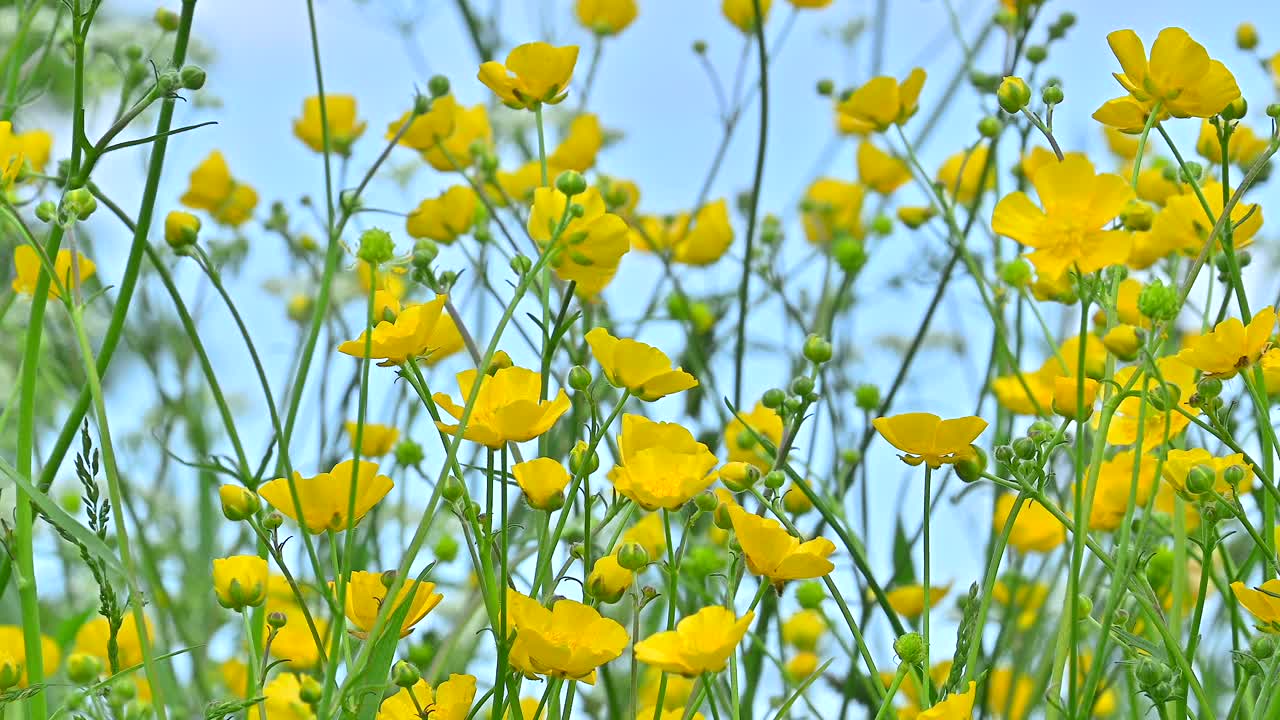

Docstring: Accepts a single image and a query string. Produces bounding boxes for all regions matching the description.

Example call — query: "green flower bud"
[555,170,588,197]
[434,534,459,562]
[1237,23,1260,50]
[1197,376,1223,400]
[35,200,57,223]
[394,439,425,467]
[263,512,284,531]
[617,542,649,571]
[894,632,927,667]
[1120,199,1154,231]
[694,491,719,513]
[693,40,708,54]
[299,676,324,704]
[393,660,421,688]
[1136,657,1166,687]
[841,448,862,466]
[764,470,786,491]
[978,116,1002,138]
[796,580,826,609]
[407,639,435,667]
[154,8,180,31]
[762,388,786,409]
[1041,84,1064,105]
[412,238,439,269]
[510,253,533,275]
[816,78,834,96]
[180,65,206,90]
[1012,437,1037,460]
[63,187,97,220]
[570,442,600,476]
[1025,45,1048,64]
[1186,464,1216,495]
[1074,593,1093,621]
[790,376,815,397]
[428,75,451,98]
[568,365,592,391]
[871,213,893,236]
[1222,97,1248,122]
[1146,383,1180,412]
[1268,104,1280,119]
[999,258,1032,287]
[1224,465,1247,488]
[855,384,880,411]
[1145,548,1175,594]
[832,236,867,273]
[380,570,398,589]
[1137,279,1180,322]
[155,69,181,94]
[441,475,465,503]
[67,652,103,684]
[357,228,396,265]
[997,76,1032,114]
[1253,634,1278,659]
[954,446,987,483]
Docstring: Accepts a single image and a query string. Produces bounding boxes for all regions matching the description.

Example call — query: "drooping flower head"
[406,186,477,244]
[258,459,394,534]
[872,412,988,468]
[479,42,580,109]
[433,366,571,448]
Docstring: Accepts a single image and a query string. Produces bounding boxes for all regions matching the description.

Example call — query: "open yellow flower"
[1145,184,1263,263]
[344,421,399,456]
[801,178,865,244]
[872,412,987,468]
[527,186,630,295]
[722,0,770,33]
[631,200,734,265]
[991,578,1049,630]
[258,458,394,534]
[991,155,1133,280]
[179,150,259,226]
[549,113,604,172]
[586,327,698,401]
[512,457,571,510]
[293,94,366,155]
[406,186,476,243]
[507,590,629,683]
[1232,579,1280,633]
[433,366,571,448]
[986,669,1034,719]
[727,504,836,582]
[884,582,951,619]
[0,626,59,687]
[424,101,494,171]
[1093,28,1240,132]
[1161,448,1253,498]
[0,121,51,187]
[836,68,926,133]
[1105,356,1196,450]
[1176,307,1275,377]
[1089,450,1159,532]
[212,555,269,611]
[576,0,637,35]
[586,553,635,604]
[936,145,994,205]
[378,674,476,720]
[337,295,458,366]
[479,42,580,109]
[74,614,153,670]
[386,94,458,152]
[338,571,442,639]
[609,414,719,510]
[724,401,784,469]
[857,141,911,194]
[11,245,96,300]
[917,681,976,720]
[993,494,1065,553]
[634,605,754,676]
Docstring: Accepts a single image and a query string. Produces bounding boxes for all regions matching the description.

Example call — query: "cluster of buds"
[992,420,1063,487]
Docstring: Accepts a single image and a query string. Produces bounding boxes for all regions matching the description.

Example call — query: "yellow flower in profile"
[576,0,637,35]
[722,0,770,33]
[725,401,784,469]
[11,245,96,300]
[801,178,864,244]
[378,674,476,720]
[897,205,936,228]
[386,94,458,152]
[1177,307,1275,378]
[0,626,59,687]
[293,94,366,155]
[262,673,316,720]
[75,614,152,669]
[479,42,580,109]
[727,504,836,582]
[344,421,399,456]
[917,681,976,720]
[857,141,911,194]
[512,457,571,510]
[1089,450,1159,532]
[632,200,734,265]
[1052,376,1100,420]
[991,156,1133,280]
[258,458,394,534]
[635,605,754,676]
[586,327,698,401]
[490,161,546,205]
[212,555,268,610]
[507,590,629,683]
[836,68,927,133]
[1232,579,1280,632]
[0,121,52,186]
[405,186,476,244]
[623,512,667,559]
[179,150,259,226]
[164,210,201,248]
[936,145,994,205]
[993,494,1065,553]
[609,414,718,510]
[586,553,635,603]
[337,295,459,367]
[781,610,825,651]
[872,412,987,468]
[549,113,604,172]
[339,571,442,639]
[884,583,951,619]
[433,366,571,448]
[1093,28,1240,132]
[527,186,630,295]
[1162,448,1253,498]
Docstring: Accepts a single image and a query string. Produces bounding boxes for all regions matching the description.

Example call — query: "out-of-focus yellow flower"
[991,578,1049,630]
[387,95,458,151]
[269,606,328,669]
[1052,376,1099,420]
[801,178,864,244]
[549,113,604,172]
[917,681,976,720]
[992,156,1133,279]
[609,414,718,510]
[0,626,59,687]
[993,494,1065,553]
[527,186,630,295]
[479,42,580,109]
[293,94,366,155]
[1162,448,1253,498]
[1089,450,1159,531]
[1103,126,1142,160]
[586,553,634,603]
[433,366,570,448]
[258,458,394,534]
[344,421,399,456]
[1263,348,1280,395]
[638,708,705,720]
[512,457,570,510]
[11,245,96,300]
[638,668,694,709]
[164,210,201,248]
[836,68,926,133]
[212,555,268,610]
[576,0,637,35]
[1105,357,1195,450]
[218,658,251,698]
[728,504,836,582]
[338,571,442,639]
[872,412,987,468]
[377,674,476,720]
[507,590,628,683]
[0,121,52,186]
[634,605,753,676]
[788,0,831,7]
[783,482,814,514]
[784,651,820,682]
[1145,184,1263,262]
[857,142,911,194]
[986,668,1034,719]
[75,614,152,670]
[406,186,477,244]
[262,673,316,720]
[884,583,951,619]
[936,145,994,205]
[490,161,546,205]
[722,0,770,33]
[890,662,953,710]
[179,150,258,226]
[357,260,407,300]
[991,363,1055,416]
[1177,307,1275,377]
[781,609,825,651]
[897,205,935,228]
[1093,28,1240,132]
[632,199,735,266]
[421,102,495,172]
[1233,579,1280,632]
[725,402,784,469]
[586,327,698,401]
[337,295,458,367]
[624,512,667,559]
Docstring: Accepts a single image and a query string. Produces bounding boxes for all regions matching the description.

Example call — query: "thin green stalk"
[733,0,769,410]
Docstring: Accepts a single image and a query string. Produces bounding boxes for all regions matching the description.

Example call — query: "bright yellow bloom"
[781,609,825,651]
[391,99,495,172]
[549,113,604,172]
[1093,28,1240,132]
[489,161,546,205]
[293,94,366,155]
[433,366,570,448]
[0,626,59,687]
[406,186,476,243]
[1162,448,1253,498]
[1233,579,1280,633]
[1264,348,1280,395]
[1177,307,1275,377]
[1105,356,1196,449]
[993,494,1065,553]
[11,245,96,300]
[1019,147,1089,183]
[991,155,1133,279]
[638,668,694,709]
[258,458,394,534]
[527,186,630,294]
[344,421,399,456]
[1145,184,1263,263]
[164,210,201,248]
[783,481,814,514]
[337,295,458,367]
[586,553,635,603]
[576,0,637,35]
[1089,450,1159,531]
[179,150,259,226]
[378,675,476,720]
[897,205,936,228]
[872,412,987,468]
[586,327,698,401]
[857,141,911,194]
[836,68,927,133]
[634,605,754,676]
[936,145,994,205]
[801,178,865,243]
[623,512,667,559]
[261,673,316,720]
[338,570,442,639]
[507,590,628,683]
[723,401,784,469]
[512,457,571,510]
[0,121,52,186]
[890,662,953,710]
[1052,376,1100,420]
[885,583,951,619]
[991,363,1055,416]
[917,681,976,720]
[212,555,269,610]
[788,0,831,7]
[75,614,152,669]
[357,260,407,301]
[1103,126,1142,160]
[727,504,836,582]
[631,200,735,265]
[269,606,328,669]
[386,95,458,151]
[479,42,580,109]
[722,0,770,33]
[784,651,820,682]
[609,414,718,510]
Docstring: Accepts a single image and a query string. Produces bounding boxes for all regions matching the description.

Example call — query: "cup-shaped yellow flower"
[527,186,630,295]
[608,414,719,510]
[1162,448,1253,499]
[576,0,637,36]
[337,294,458,367]
[406,186,476,243]
[885,582,952,619]
[164,210,201,248]
[1177,307,1275,378]
[512,457,571,510]
[293,94,366,155]
[212,555,269,611]
[836,68,926,133]
[634,605,754,676]
[872,412,988,468]
[725,402,785,469]
[586,553,634,604]
[11,245,96,300]
[549,113,604,172]
[632,200,734,266]
[991,156,1133,280]
[338,571,442,639]
[722,0,771,33]
[781,609,825,651]
[179,150,259,227]
[586,327,699,401]
[386,95,458,152]
[993,494,1065,553]
[258,458,394,534]
[434,366,571,448]
[801,178,865,244]
[727,504,836,582]
[507,590,629,683]
[1052,376,1100,420]
[377,674,476,720]
[422,102,494,171]
[479,42,580,109]
[0,626,59,687]
[1093,28,1240,132]
[857,141,911,195]
[344,421,399,457]
[1232,579,1280,633]
[917,681,977,720]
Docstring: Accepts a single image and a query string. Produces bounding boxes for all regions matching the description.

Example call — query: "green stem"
[733,0,769,410]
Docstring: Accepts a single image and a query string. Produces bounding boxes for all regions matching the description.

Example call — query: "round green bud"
[123,44,145,63]
[407,640,434,667]
[816,78,834,96]
[999,258,1032,287]
[441,475,465,503]
[955,446,988,483]
[791,376,815,397]
[155,70,181,94]
[1268,104,1280,119]
[871,213,893,236]
[841,448,862,466]
[1237,22,1260,50]
[854,383,880,411]
[1224,465,1247,488]
[1074,593,1093,621]
[993,445,1015,467]
[1239,250,1253,267]
[357,228,396,265]
[693,40,708,54]
[782,396,803,414]
[1185,464,1216,495]
[997,76,1032,114]
[510,253,533,275]
[1180,161,1204,183]
[263,512,284,531]
[412,238,439,269]
[299,675,323,704]
[1253,634,1278,659]
[63,187,97,220]
[1026,45,1048,64]
[555,170,588,197]
[1027,420,1055,438]
[894,632,927,667]
[1012,437,1037,460]
[570,443,600,476]
[393,660,421,688]
[1136,657,1165,687]
[180,65,206,90]
[434,534,459,562]
[109,678,137,704]
[380,570,398,589]
[978,115,1002,138]
[1196,376,1223,400]
[803,334,832,364]
[568,365,592,391]
[969,70,999,93]
[832,236,867,273]
[796,580,826,609]
[1138,279,1180,322]
[1149,681,1174,702]
[1041,84,1064,105]
[762,388,786,409]
[35,200,57,223]
[413,92,432,115]
[67,652,103,684]
[394,439,425,467]
[154,8,180,31]
[1145,548,1175,593]
[266,611,288,630]
[617,542,649,571]
[428,75,451,98]
[764,470,786,491]
[1222,97,1248,122]
[694,491,719,514]
[1057,11,1076,28]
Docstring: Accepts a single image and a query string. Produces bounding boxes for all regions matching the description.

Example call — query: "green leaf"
[350,571,427,720]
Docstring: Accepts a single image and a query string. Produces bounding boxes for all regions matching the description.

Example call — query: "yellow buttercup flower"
[724,401,784,469]
[727,504,836,582]
[386,95,458,152]
[512,457,571,510]
[338,570,442,639]
[1052,376,1100,420]
[527,186,630,295]
[635,605,753,676]
[337,295,459,367]
[1263,348,1280,395]
[872,412,987,468]
[1093,28,1240,132]
[897,205,936,228]
[638,668,694,709]
[293,94,366,155]
[1176,307,1275,378]
[258,458,394,534]
[479,42,580,109]
[576,0,637,35]
[179,150,259,226]
[781,609,825,651]
[639,708,705,720]
[722,0,770,33]
[433,366,571,448]
[377,675,476,720]
[889,662,953,711]
[1089,450,1159,531]
[917,681,976,720]
[0,626,59,687]
[991,155,1133,280]
[609,414,718,510]
[836,68,926,133]
[507,590,629,683]
[1144,184,1263,263]
[270,606,328,669]
[936,145,994,205]
[1232,579,1280,633]
[262,673,316,720]
[549,113,604,172]
[164,210,201,248]
[991,363,1054,416]
[0,121,52,186]
[1161,448,1253,499]
[406,186,477,244]
[212,555,268,611]
[490,161,546,205]
[885,582,951,619]
[857,141,911,194]
[631,200,734,265]
[344,421,399,456]
[1019,147,1089,183]
[993,494,1065,553]
[75,614,153,670]
[784,651,820,682]
[586,553,634,603]
[801,178,865,244]
[11,245,96,300]
[788,0,831,7]
[586,327,698,401]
